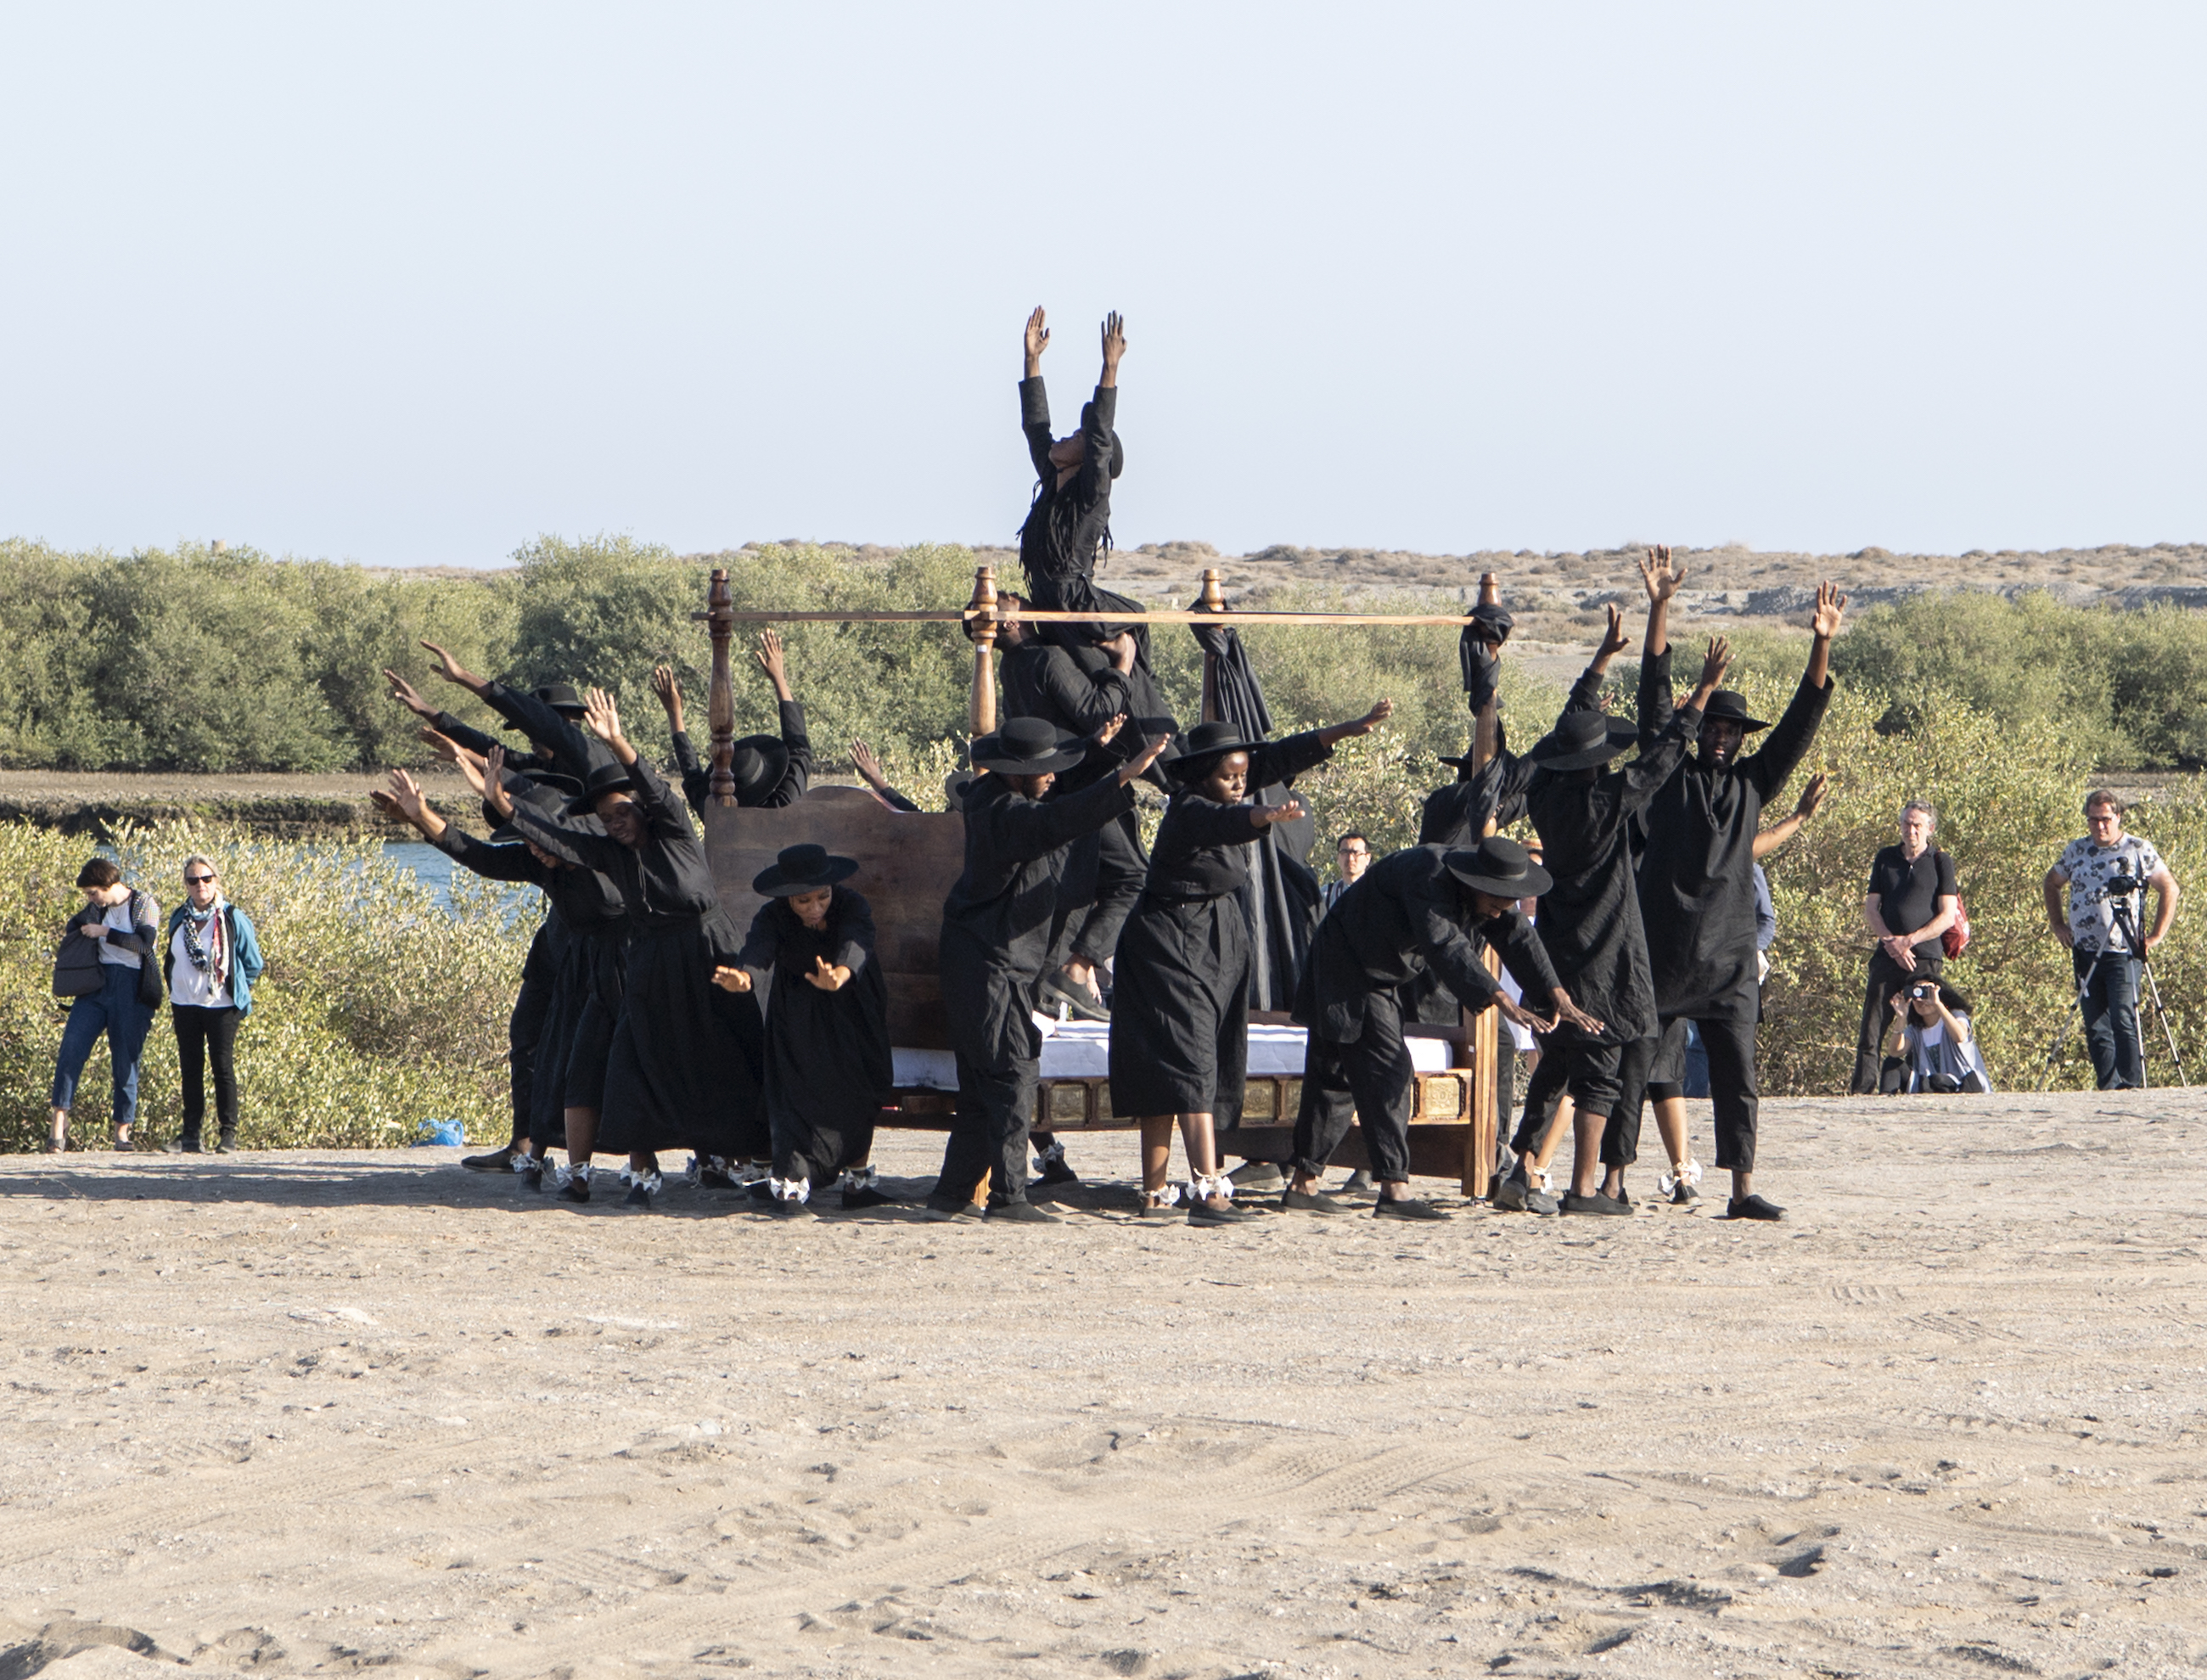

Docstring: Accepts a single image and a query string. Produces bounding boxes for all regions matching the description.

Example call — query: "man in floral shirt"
[2045,790,2181,1089]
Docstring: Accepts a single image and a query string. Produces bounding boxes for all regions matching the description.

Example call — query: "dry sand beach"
[5,1092,2205,1680]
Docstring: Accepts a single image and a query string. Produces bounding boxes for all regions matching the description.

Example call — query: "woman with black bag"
[48,858,163,1152]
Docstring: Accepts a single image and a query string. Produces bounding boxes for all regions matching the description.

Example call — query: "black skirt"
[548,932,625,1120]
[597,911,767,1159]
[1108,893,1250,1121]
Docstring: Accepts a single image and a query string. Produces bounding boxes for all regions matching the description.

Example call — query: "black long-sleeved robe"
[1108,732,1332,1120]
[434,823,627,1143]
[1299,844,1561,1044]
[510,755,765,1159]
[1634,645,1834,1021]
[671,698,813,818]
[734,887,892,1187]
[935,770,1138,1204]
[1524,677,1701,1047]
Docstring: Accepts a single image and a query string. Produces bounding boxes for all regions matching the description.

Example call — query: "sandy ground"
[4,1092,2205,1680]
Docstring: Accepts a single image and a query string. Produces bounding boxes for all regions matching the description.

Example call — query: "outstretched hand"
[1811,579,1848,639]
[803,956,851,992]
[710,964,754,994]
[1024,306,1050,365]
[382,768,430,826]
[384,669,438,720]
[1699,635,1733,690]
[1638,545,1687,603]
[581,687,624,746]
[1100,310,1126,371]
[1596,604,1630,662]
[1094,711,1129,748]
[650,665,683,725]
[418,640,476,687]
[1794,770,1830,821]
[850,739,888,788]
[1547,991,1607,1038]
[418,726,462,765]
[1117,733,1171,784]
[753,631,790,696]
[1254,796,1306,829]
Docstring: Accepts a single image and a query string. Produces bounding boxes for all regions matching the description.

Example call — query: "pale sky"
[3,3,2201,567]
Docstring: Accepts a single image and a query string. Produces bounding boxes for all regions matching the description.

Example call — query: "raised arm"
[1019,308,1055,476]
[850,739,920,812]
[1622,637,1729,810]
[1567,605,1631,713]
[1745,582,1846,801]
[1755,772,1828,861]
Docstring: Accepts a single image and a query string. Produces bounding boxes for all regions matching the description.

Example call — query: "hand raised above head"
[1638,544,1687,602]
[752,630,786,678]
[384,668,435,719]
[1699,635,1732,687]
[1597,604,1630,660]
[1811,579,1848,639]
[1024,306,1050,362]
[581,687,622,745]
[1093,711,1129,746]
[650,666,682,710]
[1100,310,1126,368]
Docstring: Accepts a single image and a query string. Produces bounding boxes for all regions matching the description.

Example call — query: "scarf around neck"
[182,898,228,986]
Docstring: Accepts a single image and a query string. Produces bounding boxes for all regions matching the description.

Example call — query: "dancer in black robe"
[1631,580,1846,1221]
[385,660,610,1172]
[1109,705,1390,1225]
[374,763,627,1186]
[649,632,814,817]
[1017,306,1122,610]
[1285,838,1601,1220]
[712,846,892,1217]
[1508,632,1730,1215]
[504,688,767,1209]
[927,715,1170,1224]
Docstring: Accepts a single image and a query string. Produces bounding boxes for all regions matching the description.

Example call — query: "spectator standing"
[48,859,163,1152]
[1322,834,1371,913]
[160,855,266,1154]
[2045,790,2180,1090]
[1849,801,1960,1093]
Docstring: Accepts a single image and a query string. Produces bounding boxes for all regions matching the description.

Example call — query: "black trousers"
[1850,948,1943,1093]
[1052,807,1148,975]
[508,928,557,1143]
[1292,991,1416,1184]
[1509,1047,1569,1157]
[172,1004,241,1138]
[936,1051,1039,1207]
[2075,947,2144,1090]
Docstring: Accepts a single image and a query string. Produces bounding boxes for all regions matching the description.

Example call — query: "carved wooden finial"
[705,567,738,804]
[1198,567,1227,614]
[1478,570,1499,608]
[968,565,999,738]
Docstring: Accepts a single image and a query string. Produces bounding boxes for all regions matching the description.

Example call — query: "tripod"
[2041,891,2187,1089]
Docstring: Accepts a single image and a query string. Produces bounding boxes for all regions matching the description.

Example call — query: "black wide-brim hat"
[1527,711,1641,772]
[1445,835,1553,900]
[751,842,859,897]
[1166,720,1264,784]
[727,735,791,804]
[1702,689,1770,733]
[502,682,589,731]
[942,769,979,811]
[970,716,1087,777]
[564,758,637,815]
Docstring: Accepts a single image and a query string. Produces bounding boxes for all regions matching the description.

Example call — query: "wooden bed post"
[1197,566,1226,723]
[968,565,999,738]
[1462,570,1503,1199]
[705,566,738,805]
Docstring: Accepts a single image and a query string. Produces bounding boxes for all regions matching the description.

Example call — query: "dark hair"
[2084,789,2125,818]
[1336,833,1368,849]
[76,857,122,890]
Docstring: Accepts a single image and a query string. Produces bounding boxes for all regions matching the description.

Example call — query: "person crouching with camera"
[1879,980,1991,1093]
[2043,789,2180,1090]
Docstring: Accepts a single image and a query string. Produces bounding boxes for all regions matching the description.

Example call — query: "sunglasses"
[185,874,217,885]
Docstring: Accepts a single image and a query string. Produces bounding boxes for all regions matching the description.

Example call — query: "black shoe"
[524,1160,549,1192]
[1188,1200,1260,1226]
[1032,1154,1080,1188]
[622,1181,654,1211]
[744,1178,775,1205]
[1227,1160,1283,1191]
[1727,1194,1785,1222]
[1670,1179,1699,1205]
[1279,1188,1349,1216]
[699,1166,738,1191]
[922,1195,985,1223]
[162,1135,203,1155]
[986,1200,1062,1224]
[840,1184,895,1210]
[558,1176,591,1205]
[215,1131,237,1155]
[462,1143,520,1173]
[1136,1195,1182,1221]
[1373,1196,1450,1221]
[767,1196,817,1219]
[1039,969,1110,1022]
[1561,1190,1632,1216]
[1491,1164,1532,1211]
[1334,1168,1376,1199]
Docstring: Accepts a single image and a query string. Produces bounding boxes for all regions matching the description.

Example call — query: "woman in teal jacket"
[160,854,266,1154]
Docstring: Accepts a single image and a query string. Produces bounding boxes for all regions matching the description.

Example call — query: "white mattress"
[890,1018,1452,1093]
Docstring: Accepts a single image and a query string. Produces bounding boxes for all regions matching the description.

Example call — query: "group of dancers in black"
[372,308,1847,1224]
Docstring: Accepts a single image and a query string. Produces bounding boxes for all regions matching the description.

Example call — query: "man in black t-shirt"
[1850,799,1961,1093]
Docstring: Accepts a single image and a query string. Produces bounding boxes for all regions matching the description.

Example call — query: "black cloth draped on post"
[510,756,766,1160]
[1187,617,1323,1010]
[734,886,892,1189]
[1109,730,1334,1122]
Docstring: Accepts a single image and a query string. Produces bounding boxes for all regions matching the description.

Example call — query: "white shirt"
[98,897,143,969]
[170,913,233,1009]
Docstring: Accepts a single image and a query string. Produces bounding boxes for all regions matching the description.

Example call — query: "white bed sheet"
[890,1019,1451,1093]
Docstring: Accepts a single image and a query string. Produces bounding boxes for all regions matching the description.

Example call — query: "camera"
[2104,872,2144,898]
[1908,984,1933,1000]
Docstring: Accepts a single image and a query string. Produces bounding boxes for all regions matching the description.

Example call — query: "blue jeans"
[51,963,154,1129]
[2075,946,2143,1090]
